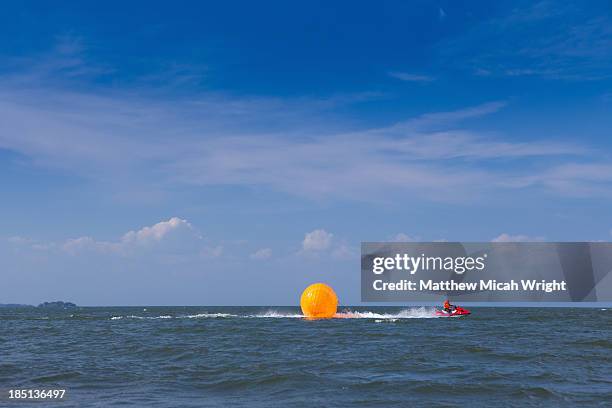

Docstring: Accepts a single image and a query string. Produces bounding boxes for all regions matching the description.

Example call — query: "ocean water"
[1,306,610,407]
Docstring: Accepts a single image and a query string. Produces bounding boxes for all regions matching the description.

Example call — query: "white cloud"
[6,217,216,259]
[492,233,545,242]
[388,71,435,82]
[250,248,272,260]
[121,217,199,245]
[527,164,612,197]
[302,229,333,252]
[391,233,417,242]
[299,230,354,260]
[0,40,608,204]
[62,236,100,254]
[60,217,203,255]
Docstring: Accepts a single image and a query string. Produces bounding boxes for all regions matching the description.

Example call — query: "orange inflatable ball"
[300,283,338,318]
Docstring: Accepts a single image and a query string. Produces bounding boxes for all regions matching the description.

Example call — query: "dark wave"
[0,306,609,407]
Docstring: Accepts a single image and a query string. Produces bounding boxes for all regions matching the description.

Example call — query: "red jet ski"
[435,306,471,317]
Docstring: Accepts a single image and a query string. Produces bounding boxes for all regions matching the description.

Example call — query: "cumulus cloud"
[250,248,272,260]
[492,233,545,242]
[59,217,204,256]
[121,217,200,246]
[302,229,333,252]
[391,233,417,242]
[62,236,104,254]
[299,230,355,260]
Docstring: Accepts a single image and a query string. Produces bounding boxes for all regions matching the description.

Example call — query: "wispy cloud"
[505,164,612,197]
[0,40,609,205]
[388,71,435,82]
[1,35,114,85]
[0,84,600,202]
[438,7,447,21]
[438,2,612,80]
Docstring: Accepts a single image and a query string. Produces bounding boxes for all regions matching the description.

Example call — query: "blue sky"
[1,1,611,305]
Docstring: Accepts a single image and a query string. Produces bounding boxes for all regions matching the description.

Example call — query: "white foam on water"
[109,308,440,320]
[249,310,304,318]
[110,315,173,320]
[249,307,439,319]
[182,313,237,319]
[375,318,399,323]
[110,313,237,320]
[335,307,439,319]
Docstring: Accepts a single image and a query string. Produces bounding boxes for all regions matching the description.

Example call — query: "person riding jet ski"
[443,299,455,313]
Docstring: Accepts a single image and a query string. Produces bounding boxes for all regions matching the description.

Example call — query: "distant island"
[0,301,78,309]
[37,301,78,309]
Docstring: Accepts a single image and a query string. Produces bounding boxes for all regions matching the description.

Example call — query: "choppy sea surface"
[1,306,610,407]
